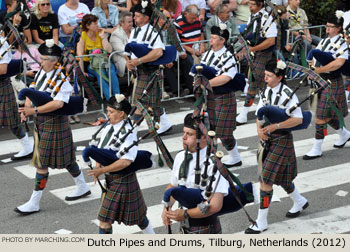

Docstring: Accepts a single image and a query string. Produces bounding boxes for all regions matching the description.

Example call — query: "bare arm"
[0,63,7,75]
[314,58,346,74]
[76,38,86,73]
[250,37,275,52]
[126,48,163,70]
[18,100,65,117]
[209,75,232,87]
[52,28,59,45]
[32,30,45,45]
[61,24,75,35]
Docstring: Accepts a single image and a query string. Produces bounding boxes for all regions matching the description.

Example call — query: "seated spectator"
[77,14,120,100]
[271,0,288,6]
[80,0,95,10]
[110,11,133,78]
[234,0,250,25]
[206,3,239,44]
[92,0,119,35]
[12,44,41,85]
[114,0,132,12]
[159,0,182,20]
[274,5,290,61]
[175,4,205,93]
[58,0,90,44]
[286,0,321,52]
[0,0,32,44]
[180,0,206,21]
[31,0,60,46]
[207,0,237,16]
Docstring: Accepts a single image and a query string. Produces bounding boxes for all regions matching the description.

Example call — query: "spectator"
[174,4,205,94]
[206,3,239,43]
[31,0,60,46]
[58,0,90,44]
[110,11,133,78]
[286,0,321,52]
[12,45,41,85]
[92,0,119,35]
[114,0,132,12]
[274,5,290,61]
[76,14,120,100]
[271,0,288,6]
[207,0,237,15]
[159,0,182,20]
[180,0,206,21]
[234,0,250,24]
[0,0,32,44]
[80,0,95,10]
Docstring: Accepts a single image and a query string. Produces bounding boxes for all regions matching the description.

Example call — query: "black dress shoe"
[65,191,91,201]
[236,121,247,126]
[302,154,322,160]
[11,152,33,161]
[14,207,40,215]
[333,136,350,148]
[244,226,267,234]
[286,202,309,218]
[224,161,242,168]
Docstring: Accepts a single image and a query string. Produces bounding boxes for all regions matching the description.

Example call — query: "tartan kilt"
[248,51,272,94]
[135,70,163,122]
[316,76,348,120]
[260,133,297,188]
[0,78,21,129]
[207,91,236,142]
[98,172,147,226]
[182,218,222,234]
[34,115,75,169]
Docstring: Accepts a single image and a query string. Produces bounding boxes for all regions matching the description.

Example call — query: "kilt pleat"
[316,76,348,120]
[98,172,147,226]
[184,218,222,234]
[248,51,272,93]
[261,133,297,188]
[35,115,75,169]
[207,91,236,139]
[135,70,163,122]
[0,79,21,129]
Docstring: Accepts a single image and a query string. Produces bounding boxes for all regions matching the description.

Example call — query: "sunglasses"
[40,3,50,6]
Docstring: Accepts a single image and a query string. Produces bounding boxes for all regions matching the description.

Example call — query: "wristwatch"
[184,209,190,219]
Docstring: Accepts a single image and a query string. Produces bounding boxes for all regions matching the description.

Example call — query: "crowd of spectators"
[1,0,349,106]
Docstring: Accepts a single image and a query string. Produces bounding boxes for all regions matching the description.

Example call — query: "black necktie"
[178,152,193,182]
[100,126,114,148]
[207,52,215,66]
[133,27,141,39]
[267,88,273,105]
[35,73,47,91]
[321,38,331,52]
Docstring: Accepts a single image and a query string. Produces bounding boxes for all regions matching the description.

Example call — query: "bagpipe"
[307,48,350,76]
[124,4,183,66]
[190,63,246,93]
[256,62,334,131]
[17,55,87,116]
[0,59,22,78]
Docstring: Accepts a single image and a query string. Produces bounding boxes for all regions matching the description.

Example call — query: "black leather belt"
[137,64,159,73]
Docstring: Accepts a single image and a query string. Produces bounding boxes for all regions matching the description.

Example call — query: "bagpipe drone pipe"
[190,63,246,92]
[124,42,177,66]
[307,49,350,76]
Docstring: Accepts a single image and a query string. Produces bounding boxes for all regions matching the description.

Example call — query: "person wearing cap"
[236,0,277,125]
[303,13,350,160]
[245,59,308,234]
[87,94,155,234]
[199,25,242,168]
[161,113,230,234]
[0,34,33,161]
[125,0,172,135]
[15,39,91,215]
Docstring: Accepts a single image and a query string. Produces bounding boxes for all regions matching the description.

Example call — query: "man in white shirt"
[15,40,91,215]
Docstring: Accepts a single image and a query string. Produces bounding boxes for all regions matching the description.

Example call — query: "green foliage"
[300,0,337,27]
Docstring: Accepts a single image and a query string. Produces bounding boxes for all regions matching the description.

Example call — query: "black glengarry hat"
[38,39,61,57]
[108,94,132,115]
[134,0,153,17]
[184,113,197,130]
[211,25,230,42]
[265,59,287,77]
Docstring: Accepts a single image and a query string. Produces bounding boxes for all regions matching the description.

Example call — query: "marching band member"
[162,113,230,234]
[245,59,308,234]
[200,24,242,167]
[15,40,91,215]
[87,95,155,234]
[125,0,172,135]
[303,13,350,160]
[0,35,33,160]
[236,0,277,125]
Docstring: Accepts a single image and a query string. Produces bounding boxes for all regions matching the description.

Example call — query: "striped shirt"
[174,14,202,48]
